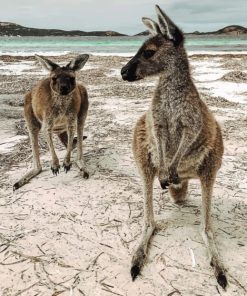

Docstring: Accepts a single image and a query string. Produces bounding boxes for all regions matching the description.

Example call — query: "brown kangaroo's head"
[121,5,185,82]
[35,54,89,95]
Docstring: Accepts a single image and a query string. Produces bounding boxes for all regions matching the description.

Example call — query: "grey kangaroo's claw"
[217,272,228,290]
[13,182,20,191]
[130,265,141,281]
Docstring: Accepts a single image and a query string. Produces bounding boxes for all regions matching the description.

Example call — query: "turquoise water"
[0,35,247,55]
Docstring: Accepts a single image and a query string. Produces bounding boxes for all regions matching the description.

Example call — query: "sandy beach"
[0,53,247,296]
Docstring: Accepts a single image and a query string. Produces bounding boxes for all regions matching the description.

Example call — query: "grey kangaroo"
[14,54,89,190]
[121,5,227,289]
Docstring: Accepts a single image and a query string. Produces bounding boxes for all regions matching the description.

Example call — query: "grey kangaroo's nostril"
[121,67,128,75]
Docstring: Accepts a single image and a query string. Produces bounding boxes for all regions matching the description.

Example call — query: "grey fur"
[121,5,227,289]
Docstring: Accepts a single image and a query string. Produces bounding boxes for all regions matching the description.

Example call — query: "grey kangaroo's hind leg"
[200,175,227,289]
[13,118,42,190]
[131,166,156,281]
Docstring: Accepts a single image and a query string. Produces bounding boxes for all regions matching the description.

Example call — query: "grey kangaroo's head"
[121,5,185,82]
[36,54,89,95]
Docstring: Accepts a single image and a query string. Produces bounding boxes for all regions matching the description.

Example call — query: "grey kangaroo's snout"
[121,60,138,82]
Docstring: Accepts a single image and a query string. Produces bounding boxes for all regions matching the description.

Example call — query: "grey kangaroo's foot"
[210,260,228,289]
[217,272,227,289]
[130,223,155,281]
[130,247,146,281]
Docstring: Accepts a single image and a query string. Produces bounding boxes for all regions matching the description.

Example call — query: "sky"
[0,0,247,35]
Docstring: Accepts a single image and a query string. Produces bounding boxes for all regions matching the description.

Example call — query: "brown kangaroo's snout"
[51,71,76,96]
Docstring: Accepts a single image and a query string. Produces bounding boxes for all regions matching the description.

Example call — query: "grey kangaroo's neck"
[155,58,192,103]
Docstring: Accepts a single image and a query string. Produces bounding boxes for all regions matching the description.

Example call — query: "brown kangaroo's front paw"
[168,166,180,184]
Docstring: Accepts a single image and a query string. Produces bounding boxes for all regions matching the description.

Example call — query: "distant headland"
[0,22,247,37]
[136,25,247,36]
[0,22,127,37]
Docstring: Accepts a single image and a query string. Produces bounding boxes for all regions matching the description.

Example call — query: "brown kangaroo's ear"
[66,54,89,71]
[35,55,59,71]
[155,5,184,46]
[142,17,161,36]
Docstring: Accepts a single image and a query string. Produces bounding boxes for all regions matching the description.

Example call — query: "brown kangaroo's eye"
[143,50,156,59]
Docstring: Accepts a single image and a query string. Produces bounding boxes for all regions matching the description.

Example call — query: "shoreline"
[0,53,247,295]
[1,50,247,57]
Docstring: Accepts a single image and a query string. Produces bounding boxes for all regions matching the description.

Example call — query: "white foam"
[188,50,247,56]
[0,51,70,57]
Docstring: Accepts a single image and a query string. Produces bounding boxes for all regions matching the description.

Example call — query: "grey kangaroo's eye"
[52,77,57,82]
[143,50,156,59]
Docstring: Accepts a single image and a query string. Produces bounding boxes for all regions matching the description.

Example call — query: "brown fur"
[14,54,90,190]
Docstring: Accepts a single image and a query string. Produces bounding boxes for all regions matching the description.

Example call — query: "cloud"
[0,0,246,34]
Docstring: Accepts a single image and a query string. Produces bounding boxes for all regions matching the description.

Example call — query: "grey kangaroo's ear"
[155,5,184,45]
[35,55,59,71]
[67,54,89,71]
[142,17,161,36]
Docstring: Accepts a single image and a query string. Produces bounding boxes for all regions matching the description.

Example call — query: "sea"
[0,35,247,56]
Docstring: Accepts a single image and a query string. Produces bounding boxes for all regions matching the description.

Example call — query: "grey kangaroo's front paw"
[159,179,170,190]
[158,168,169,190]
[168,166,181,185]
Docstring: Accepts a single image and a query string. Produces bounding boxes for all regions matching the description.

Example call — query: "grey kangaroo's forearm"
[169,128,199,169]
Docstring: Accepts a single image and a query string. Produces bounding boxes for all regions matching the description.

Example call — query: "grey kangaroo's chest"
[151,99,183,152]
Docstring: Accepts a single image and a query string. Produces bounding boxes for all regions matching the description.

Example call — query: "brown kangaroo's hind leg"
[13,93,42,190]
[131,115,157,281]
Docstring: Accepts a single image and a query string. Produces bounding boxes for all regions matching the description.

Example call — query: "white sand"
[0,54,246,296]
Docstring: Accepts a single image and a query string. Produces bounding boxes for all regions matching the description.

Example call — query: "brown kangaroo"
[121,5,227,289]
[14,54,90,190]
